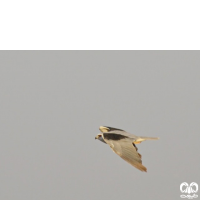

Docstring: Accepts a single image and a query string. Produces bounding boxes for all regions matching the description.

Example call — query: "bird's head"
[95,134,102,140]
[95,133,106,143]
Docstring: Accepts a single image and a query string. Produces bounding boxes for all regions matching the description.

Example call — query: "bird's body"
[95,126,159,172]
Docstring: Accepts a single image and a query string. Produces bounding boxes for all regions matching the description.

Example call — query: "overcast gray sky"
[0,51,199,200]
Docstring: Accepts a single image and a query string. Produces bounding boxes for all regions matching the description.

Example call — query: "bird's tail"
[140,137,159,141]
[134,137,159,144]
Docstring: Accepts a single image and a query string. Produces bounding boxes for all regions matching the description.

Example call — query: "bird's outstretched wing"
[103,137,147,172]
[99,126,124,133]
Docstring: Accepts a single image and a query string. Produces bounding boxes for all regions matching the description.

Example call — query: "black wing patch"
[103,133,128,141]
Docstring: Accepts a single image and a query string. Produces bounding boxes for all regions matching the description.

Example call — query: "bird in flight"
[95,126,159,172]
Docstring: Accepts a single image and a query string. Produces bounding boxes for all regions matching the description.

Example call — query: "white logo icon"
[180,182,198,199]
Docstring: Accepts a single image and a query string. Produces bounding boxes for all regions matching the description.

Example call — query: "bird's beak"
[95,135,99,140]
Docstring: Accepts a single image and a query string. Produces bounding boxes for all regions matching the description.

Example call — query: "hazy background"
[0,51,199,200]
